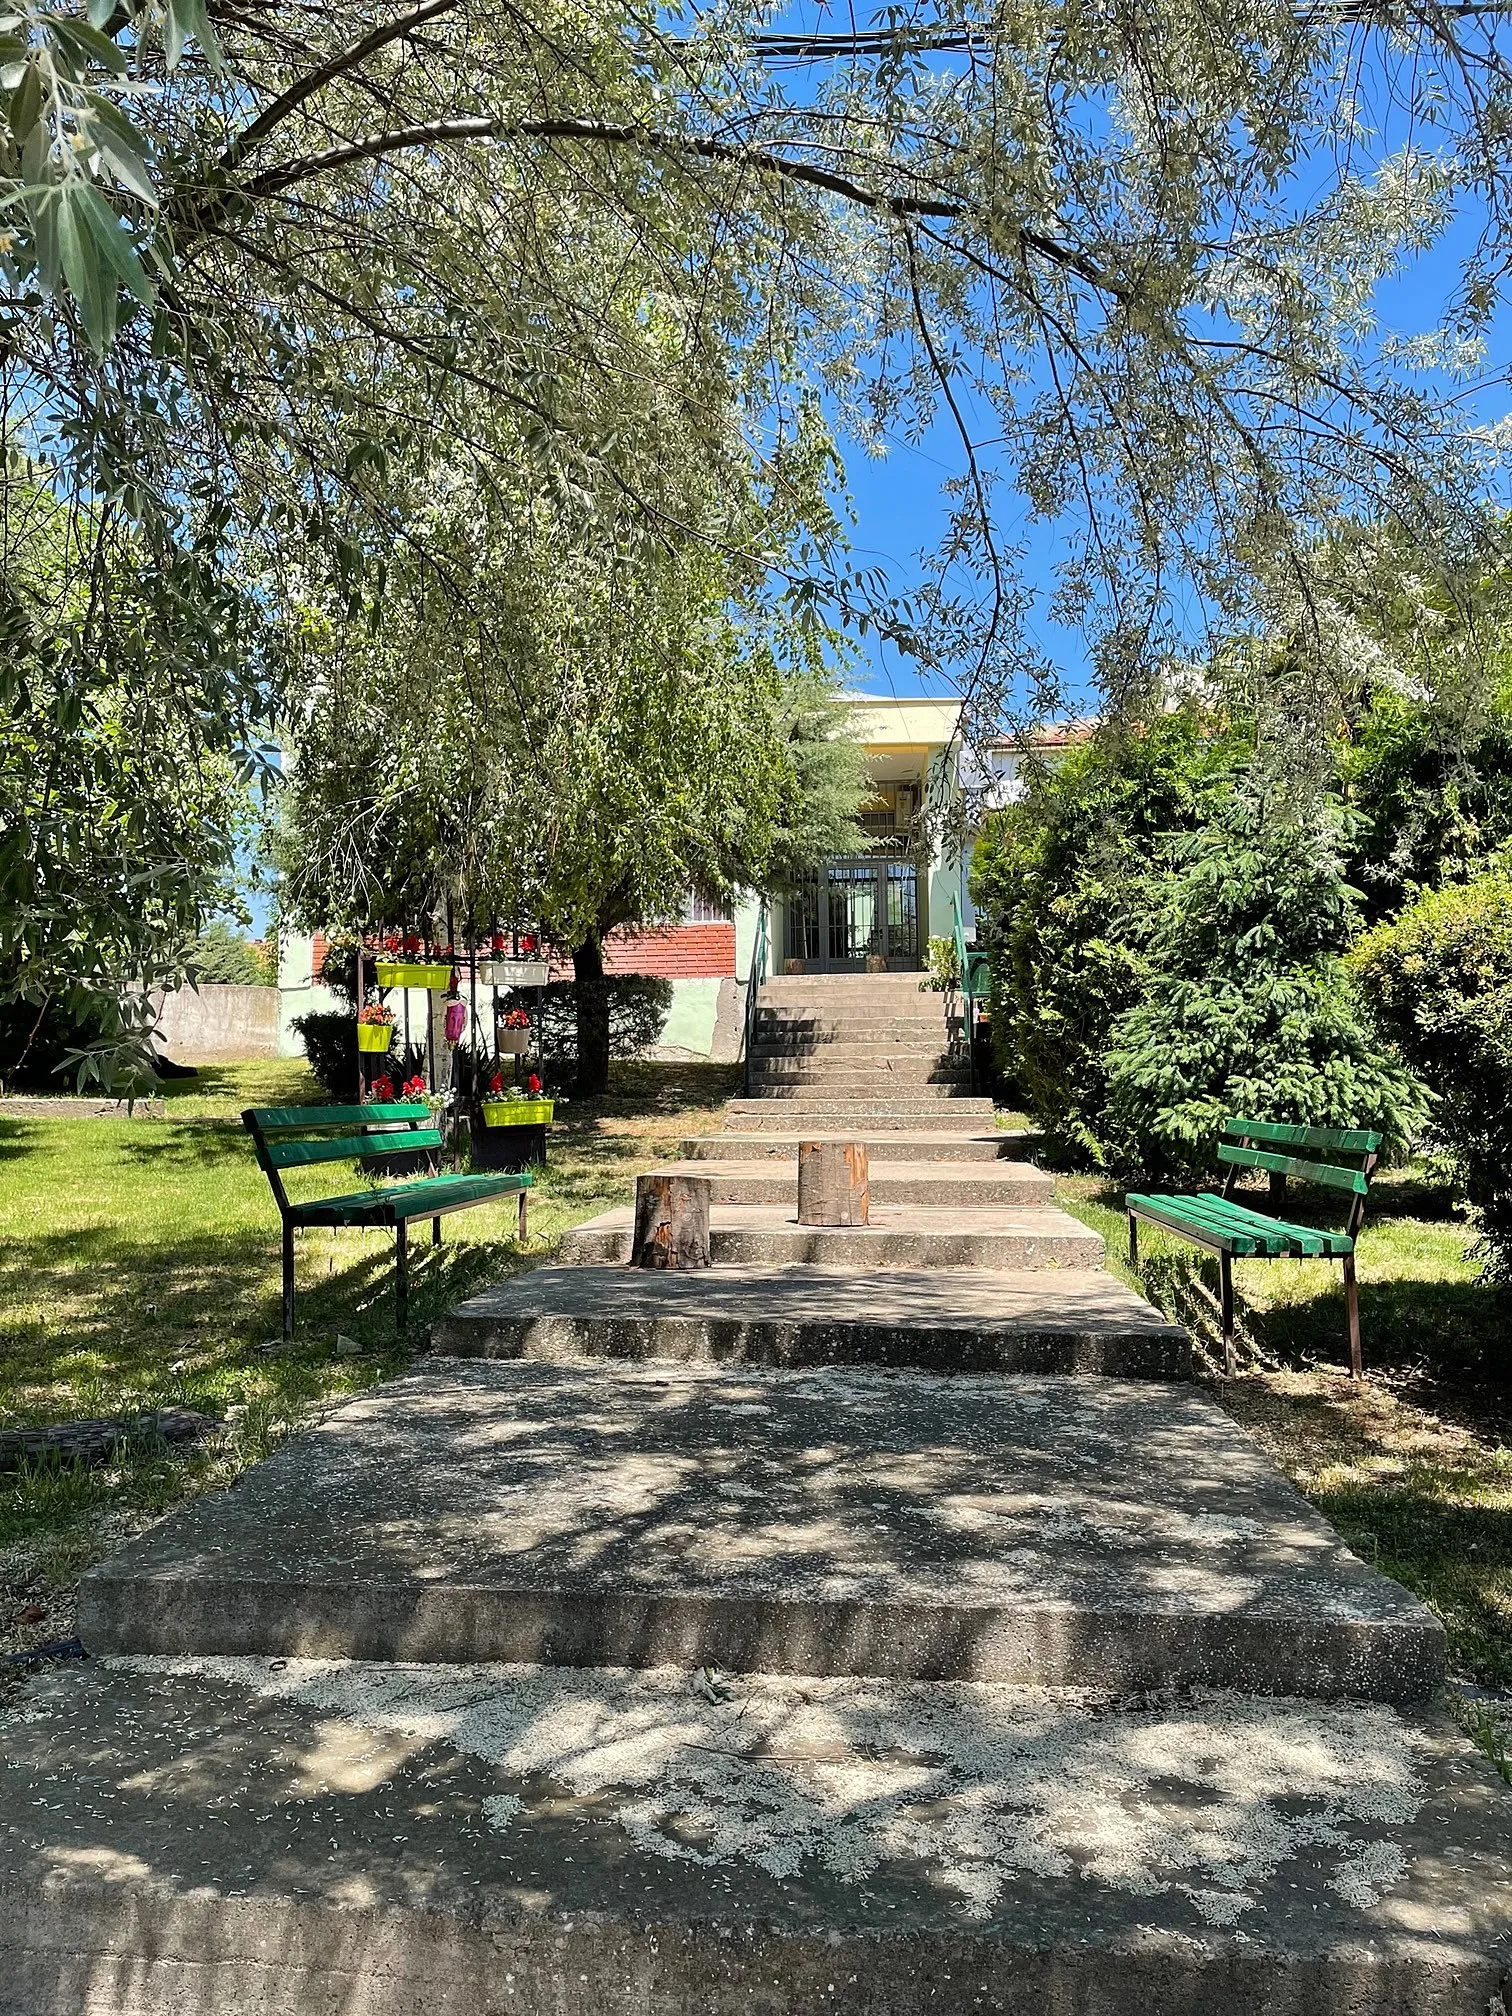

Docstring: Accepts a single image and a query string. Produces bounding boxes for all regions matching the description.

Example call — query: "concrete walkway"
[3,971,1508,2013]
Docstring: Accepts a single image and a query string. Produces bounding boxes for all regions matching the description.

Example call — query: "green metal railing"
[952,892,977,1094]
[742,900,769,1095]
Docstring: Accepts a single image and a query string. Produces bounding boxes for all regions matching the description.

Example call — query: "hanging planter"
[357,1006,395,1053]
[482,1097,554,1127]
[496,1007,531,1056]
[375,960,452,990]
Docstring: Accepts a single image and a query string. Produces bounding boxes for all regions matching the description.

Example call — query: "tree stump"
[632,1172,712,1269]
[797,1141,870,1226]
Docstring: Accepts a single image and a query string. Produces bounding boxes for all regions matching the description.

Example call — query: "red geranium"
[527,1073,541,1094]
[372,1075,394,1102]
[402,1074,426,1098]
[488,1071,504,1096]
[491,932,506,953]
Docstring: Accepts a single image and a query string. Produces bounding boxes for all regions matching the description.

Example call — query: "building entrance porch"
[781,854,922,973]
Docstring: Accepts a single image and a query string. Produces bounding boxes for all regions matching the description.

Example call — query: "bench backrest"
[242,1104,441,1213]
[1219,1117,1382,1231]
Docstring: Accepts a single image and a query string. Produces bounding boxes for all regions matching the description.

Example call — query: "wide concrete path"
[4,1655,1509,2016]
[80,1363,1444,1700]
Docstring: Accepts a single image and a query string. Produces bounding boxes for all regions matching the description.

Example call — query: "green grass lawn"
[0,1058,737,1652]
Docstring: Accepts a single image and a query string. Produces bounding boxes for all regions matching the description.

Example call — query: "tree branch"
[220,0,465,172]
[244,114,1128,298]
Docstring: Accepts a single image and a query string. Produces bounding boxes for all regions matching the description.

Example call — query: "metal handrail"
[742,900,769,1095]
[952,892,977,1095]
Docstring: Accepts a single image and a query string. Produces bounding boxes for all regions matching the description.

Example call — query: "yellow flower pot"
[356,1022,393,1053]
[374,960,452,990]
[482,1098,554,1127]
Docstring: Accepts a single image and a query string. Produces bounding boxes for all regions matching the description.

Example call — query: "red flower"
[488,1072,504,1096]
[527,1073,541,1094]
[402,1074,426,1098]
[383,934,400,953]
[521,933,537,952]
[372,1075,394,1102]
[403,933,421,955]
[492,932,506,953]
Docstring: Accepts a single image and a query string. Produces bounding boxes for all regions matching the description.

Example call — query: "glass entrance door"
[783,858,921,971]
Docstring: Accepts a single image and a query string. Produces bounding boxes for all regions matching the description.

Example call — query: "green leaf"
[9,55,42,143]
[44,13,127,76]
[83,96,157,206]
[162,0,220,73]
[87,0,118,23]
[57,179,112,349]
[71,178,153,306]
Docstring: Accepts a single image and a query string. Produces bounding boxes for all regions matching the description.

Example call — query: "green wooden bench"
[1125,1117,1382,1379]
[242,1103,531,1337]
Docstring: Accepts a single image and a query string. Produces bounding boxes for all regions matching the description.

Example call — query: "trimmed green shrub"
[289,1011,358,1101]
[1351,870,1512,1276]
[1104,786,1424,1178]
[969,710,1246,1163]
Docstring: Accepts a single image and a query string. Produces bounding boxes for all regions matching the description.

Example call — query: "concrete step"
[738,1078,982,1099]
[726,1100,996,1132]
[76,1362,1445,1700]
[682,1129,1044,1163]
[746,1064,969,1089]
[640,1159,1053,1208]
[555,1202,1102,1270]
[8,1656,1504,2016]
[433,1262,1189,1378]
[754,1029,955,1049]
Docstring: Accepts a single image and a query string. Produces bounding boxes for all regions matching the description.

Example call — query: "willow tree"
[5,0,1512,712]
[274,349,863,1091]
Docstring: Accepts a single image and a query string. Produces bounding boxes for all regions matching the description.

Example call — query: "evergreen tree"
[1104,784,1423,1178]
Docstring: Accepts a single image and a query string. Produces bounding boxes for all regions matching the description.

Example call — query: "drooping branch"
[220,0,465,170]
[242,114,1129,299]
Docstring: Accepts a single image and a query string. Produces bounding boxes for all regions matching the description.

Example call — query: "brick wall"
[550,923,736,980]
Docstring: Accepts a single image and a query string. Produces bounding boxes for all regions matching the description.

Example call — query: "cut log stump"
[631,1173,712,1269]
[797,1140,870,1226]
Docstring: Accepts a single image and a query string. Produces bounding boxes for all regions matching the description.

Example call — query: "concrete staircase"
[3,974,1508,2015]
[731,970,996,1131]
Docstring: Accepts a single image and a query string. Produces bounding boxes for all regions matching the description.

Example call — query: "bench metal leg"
[1219,1251,1235,1376]
[1128,1213,1138,1268]
[432,1216,442,1248]
[518,1188,528,1244]
[1343,1251,1363,1380]
[281,1222,295,1340]
[395,1220,408,1331]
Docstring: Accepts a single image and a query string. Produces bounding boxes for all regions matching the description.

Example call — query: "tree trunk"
[797,1140,870,1226]
[632,1173,712,1269]
[573,931,611,1096]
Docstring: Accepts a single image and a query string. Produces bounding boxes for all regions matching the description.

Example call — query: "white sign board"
[478,958,550,989]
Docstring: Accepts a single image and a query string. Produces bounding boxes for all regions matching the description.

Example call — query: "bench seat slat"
[250,1103,429,1133]
[1217,1143,1369,1193]
[1127,1193,1269,1255]
[266,1130,443,1169]
[1127,1191,1352,1258]
[289,1172,529,1228]
[1158,1193,1327,1257]
[1224,1116,1383,1157]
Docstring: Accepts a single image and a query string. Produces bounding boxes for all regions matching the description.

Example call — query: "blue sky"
[836,169,1512,709]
